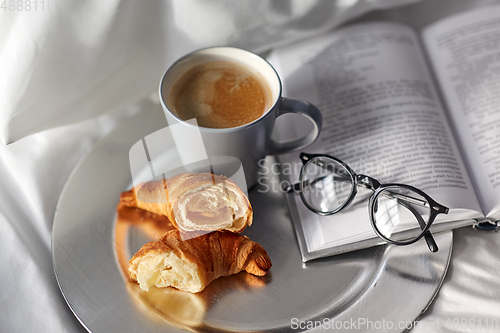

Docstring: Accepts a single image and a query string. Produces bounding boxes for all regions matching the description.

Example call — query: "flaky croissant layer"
[129,230,271,293]
[120,173,252,233]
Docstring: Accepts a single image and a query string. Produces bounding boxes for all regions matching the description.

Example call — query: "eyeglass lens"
[372,186,431,242]
[301,157,354,213]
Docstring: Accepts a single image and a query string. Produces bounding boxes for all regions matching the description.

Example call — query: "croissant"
[129,230,272,293]
[120,172,252,233]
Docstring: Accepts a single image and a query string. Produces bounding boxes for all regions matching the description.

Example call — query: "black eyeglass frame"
[289,153,449,252]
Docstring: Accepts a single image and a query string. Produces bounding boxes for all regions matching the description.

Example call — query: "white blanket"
[1,0,499,332]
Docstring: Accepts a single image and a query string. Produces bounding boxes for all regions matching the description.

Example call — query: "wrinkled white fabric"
[1,0,500,332]
[412,227,500,333]
[0,102,142,332]
[0,0,416,144]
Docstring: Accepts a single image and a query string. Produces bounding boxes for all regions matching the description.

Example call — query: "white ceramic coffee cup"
[159,47,322,187]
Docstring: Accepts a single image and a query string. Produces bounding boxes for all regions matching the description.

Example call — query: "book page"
[423,5,500,220]
[268,22,482,252]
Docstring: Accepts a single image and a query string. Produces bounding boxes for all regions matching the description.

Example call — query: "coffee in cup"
[168,60,272,129]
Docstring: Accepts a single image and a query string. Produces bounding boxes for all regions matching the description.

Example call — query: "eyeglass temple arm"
[283,172,352,193]
[283,154,314,193]
[297,157,441,208]
[284,182,301,193]
[397,199,438,253]
[285,156,356,193]
[285,173,446,218]
[285,174,430,207]
[293,161,441,210]
[286,173,433,209]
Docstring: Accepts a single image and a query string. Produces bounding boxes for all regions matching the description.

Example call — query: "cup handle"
[268,97,323,155]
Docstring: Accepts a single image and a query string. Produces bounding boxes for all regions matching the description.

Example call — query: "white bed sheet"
[1,1,500,332]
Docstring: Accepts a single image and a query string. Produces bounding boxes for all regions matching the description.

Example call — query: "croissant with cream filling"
[129,230,271,293]
[120,173,252,234]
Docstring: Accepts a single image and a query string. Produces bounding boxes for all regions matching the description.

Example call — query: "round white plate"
[53,99,452,332]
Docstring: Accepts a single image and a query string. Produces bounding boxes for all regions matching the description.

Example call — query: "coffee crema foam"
[169,60,272,128]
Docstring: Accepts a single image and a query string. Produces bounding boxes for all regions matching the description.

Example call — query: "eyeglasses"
[284,153,449,252]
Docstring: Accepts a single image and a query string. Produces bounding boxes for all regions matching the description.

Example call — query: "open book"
[268,5,500,261]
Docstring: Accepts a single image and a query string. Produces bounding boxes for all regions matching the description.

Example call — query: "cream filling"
[130,252,202,293]
[174,181,248,232]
